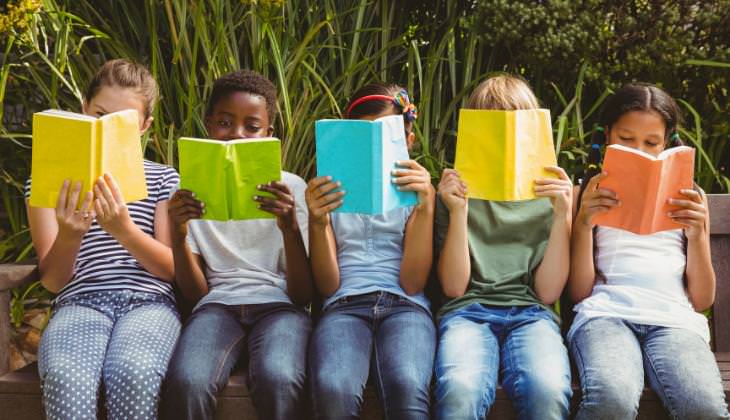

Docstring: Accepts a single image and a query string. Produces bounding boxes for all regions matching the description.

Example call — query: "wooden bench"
[1,194,729,419]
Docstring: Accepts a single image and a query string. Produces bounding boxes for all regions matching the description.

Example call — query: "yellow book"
[29,109,147,208]
[455,109,557,201]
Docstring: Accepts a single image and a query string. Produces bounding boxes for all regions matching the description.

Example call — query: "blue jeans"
[309,291,436,420]
[434,303,571,420]
[38,290,180,420]
[161,302,311,420]
[570,317,730,420]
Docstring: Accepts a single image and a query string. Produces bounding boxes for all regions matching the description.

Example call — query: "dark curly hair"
[205,70,278,122]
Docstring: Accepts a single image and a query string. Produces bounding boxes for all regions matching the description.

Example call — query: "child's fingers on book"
[308,176,333,189]
[96,178,116,204]
[668,198,704,211]
[65,181,83,212]
[323,200,344,212]
[104,174,124,202]
[669,209,704,219]
[56,180,71,211]
[678,188,703,202]
[391,175,423,185]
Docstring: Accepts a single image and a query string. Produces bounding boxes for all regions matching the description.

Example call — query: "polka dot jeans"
[38,290,181,420]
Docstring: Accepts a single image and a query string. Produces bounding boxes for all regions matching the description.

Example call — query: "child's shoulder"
[281,171,306,192]
[143,159,179,176]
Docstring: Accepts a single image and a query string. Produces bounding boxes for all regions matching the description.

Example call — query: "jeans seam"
[371,326,389,419]
[643,340,680,419]
[211,324,246,388]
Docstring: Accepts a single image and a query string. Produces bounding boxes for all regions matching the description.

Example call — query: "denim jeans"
[570,316,730,420]
[161,302,311,420]
[308,291,436,420]
[434,303,572,420]
[38,290,180,420]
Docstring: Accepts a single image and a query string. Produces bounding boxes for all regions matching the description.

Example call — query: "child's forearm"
[281,226,313,305]
[38,233,84,293]
[171,237,208,303]
[438,210,470,298]
[400,204,434,295]
[534,214,571,304]
[568,223,596,302]
[686,233,715,311]
[308,222,340,297]
[115,224,175,281]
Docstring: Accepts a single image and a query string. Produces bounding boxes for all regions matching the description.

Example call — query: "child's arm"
[168,189,209,303]
[533,166,573,304]
[27,180,95,293]
[670,188,715,311]
[569,172,618,302]
[94,174,175,281]
[305,176,344,297]
[255,181,313,305]
[393,160,435,295]
[436,169,470,298]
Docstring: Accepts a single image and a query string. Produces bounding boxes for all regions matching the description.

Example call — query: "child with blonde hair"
[433,75,573,420]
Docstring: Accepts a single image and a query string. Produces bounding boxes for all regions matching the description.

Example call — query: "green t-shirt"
[435,196,557,320]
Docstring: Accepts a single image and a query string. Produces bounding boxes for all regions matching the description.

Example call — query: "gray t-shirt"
[185,171,309,311]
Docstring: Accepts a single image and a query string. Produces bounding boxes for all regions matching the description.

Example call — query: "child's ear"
[267,126,274,137]
[82,100,89,114]
[140,116,153,135]
[406,131,416,149]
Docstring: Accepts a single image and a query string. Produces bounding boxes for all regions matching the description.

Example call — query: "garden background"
[1,0,729,368]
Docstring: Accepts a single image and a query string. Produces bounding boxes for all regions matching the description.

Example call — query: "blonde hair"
[85,59,159,119]
[467,75,539,110]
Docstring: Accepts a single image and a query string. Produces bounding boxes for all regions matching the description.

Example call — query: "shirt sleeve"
[157,167,180,203]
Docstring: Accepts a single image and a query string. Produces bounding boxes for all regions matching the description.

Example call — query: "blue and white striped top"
[25,160,179,303]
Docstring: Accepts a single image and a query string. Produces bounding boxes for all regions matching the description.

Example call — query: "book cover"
[315,114,418,214]
[455,108,557,201]
[29,109,147,208]
[178,137,282,221]
[594,144,695,235]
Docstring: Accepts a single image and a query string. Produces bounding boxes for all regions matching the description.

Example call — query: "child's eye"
[247,125,261,132]
[96,112,106,117]
[619,136,633,142]
[217,120,232,128]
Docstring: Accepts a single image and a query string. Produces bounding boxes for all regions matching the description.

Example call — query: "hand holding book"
[55,179,95,239]
[168,189,205,241]
[305,176,345,226]
[254,181,300,232]
[668,188,709,239]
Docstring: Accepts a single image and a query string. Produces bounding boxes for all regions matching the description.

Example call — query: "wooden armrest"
[0,264,39,292]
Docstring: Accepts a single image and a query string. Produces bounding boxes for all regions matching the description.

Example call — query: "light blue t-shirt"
[324,206,431,311]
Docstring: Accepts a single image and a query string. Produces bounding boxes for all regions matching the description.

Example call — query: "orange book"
[594,144,695,235]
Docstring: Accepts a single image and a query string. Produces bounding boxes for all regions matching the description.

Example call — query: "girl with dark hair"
[569,83,729,419]
[305,83,436,419]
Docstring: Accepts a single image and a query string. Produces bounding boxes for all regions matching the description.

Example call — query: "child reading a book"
[306,84,436,419]
[433,75,573,420]
[26,59,180,419]
[569,83,729,419]
[161,70,312,420]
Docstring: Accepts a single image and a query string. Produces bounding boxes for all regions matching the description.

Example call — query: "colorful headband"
[346,89,418,122]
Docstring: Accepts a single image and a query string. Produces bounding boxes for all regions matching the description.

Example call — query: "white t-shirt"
[568,226,710,342]
[184,171,309,312]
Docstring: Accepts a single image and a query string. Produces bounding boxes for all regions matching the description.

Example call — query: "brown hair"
[85,59,159,119]
[467,75,539,110]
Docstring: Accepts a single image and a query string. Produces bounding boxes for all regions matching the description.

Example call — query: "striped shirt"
[25,160,179,302]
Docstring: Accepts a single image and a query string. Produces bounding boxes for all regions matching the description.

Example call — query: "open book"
[178,137,282,221]
[315,114,418,214]
[594,144,695,235]
[455,108,558,201]
[29,109,147,208]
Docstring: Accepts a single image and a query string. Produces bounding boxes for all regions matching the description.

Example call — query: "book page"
[29,112,96,208]
[379,115,418,213]
[100,110,147,203]
[37,109,97,121]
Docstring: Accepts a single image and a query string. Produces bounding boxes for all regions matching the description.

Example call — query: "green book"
[178,137,282,221]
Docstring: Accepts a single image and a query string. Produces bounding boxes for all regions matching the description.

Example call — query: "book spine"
[93,120,102,198]
[646,160,662,233]
[506,112,516,199]
[373,123,382,214]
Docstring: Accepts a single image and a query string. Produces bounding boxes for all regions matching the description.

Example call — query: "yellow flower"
[0,0,42,35]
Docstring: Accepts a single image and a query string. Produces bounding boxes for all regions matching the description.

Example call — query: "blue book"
[315,115,418,214]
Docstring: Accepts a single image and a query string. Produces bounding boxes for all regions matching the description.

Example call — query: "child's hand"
[94,174,135,238]
[534,166,573,218]
[575,172,619,229]
[437,169,468,212]
[255,181,299,232]
[55,179,95,239]
[669,188,708,240]
[168,189,204,241]
[305,176,344,227]
[391,160,435,206]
